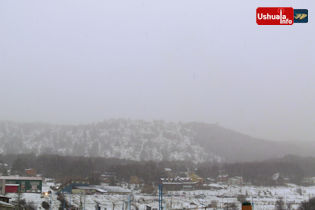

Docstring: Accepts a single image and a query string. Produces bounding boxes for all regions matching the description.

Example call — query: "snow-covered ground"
[7,181,60,209]
[6,182,315,209]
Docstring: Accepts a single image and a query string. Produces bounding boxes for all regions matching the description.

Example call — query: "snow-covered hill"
[0,120,222,162]
[0,120,307,162]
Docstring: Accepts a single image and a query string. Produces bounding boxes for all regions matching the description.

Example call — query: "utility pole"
[17,186,21,210]
[158,184,163,210]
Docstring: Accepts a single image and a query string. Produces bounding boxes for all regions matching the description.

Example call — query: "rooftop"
[162,181,198,185]
[5,184,19,186]
[0,200,14,207]
[101,185,131,193]
[74,186,108,193]
[0,176,42,181]
[0,195,11,199]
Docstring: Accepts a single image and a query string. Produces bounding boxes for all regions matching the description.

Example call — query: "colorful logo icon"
[256,7,294,25]
[294,9,308,23]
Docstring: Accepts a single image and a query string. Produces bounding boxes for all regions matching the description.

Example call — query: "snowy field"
[7,182,315,209]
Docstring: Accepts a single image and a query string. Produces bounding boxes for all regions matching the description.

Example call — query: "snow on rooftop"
[0,176,42,181]
[100,186,131,193]
[5,184,20,186]
[0,200,14,207]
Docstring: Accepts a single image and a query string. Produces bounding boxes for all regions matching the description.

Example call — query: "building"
[59,180,89,193]
[302,177,315,185]
[72,186,101,195]
[228,176,243,185]
[0,195,14,210]
[160,177,199,191]
[0,176,42,194]
[0,195,11,203]
[101,185,131,195]
[163,168,174,177]
[217,174,229,183]
[0,201,14,210]
[70,185,130,195]
[205,177,215,184]
[100,172,116,184]
[205,183,225,190]
[4,184,19,193]
[25,168,37,177]
[242,202,252,210]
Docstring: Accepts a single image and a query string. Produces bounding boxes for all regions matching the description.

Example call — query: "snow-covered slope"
[0,120,305,162]
[0,120,222,162]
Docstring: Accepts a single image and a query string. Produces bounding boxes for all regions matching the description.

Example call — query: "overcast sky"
[0,0,314,142]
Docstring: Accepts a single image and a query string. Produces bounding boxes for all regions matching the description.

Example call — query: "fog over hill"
[0,120,312,162]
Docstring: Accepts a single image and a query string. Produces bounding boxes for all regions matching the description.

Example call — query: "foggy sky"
[0,0,314,142]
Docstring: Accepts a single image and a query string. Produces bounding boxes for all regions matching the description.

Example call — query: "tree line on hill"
[1,154,315,186]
